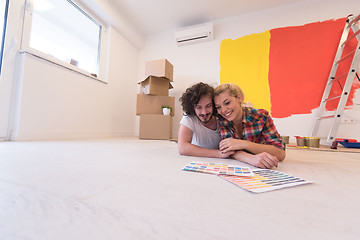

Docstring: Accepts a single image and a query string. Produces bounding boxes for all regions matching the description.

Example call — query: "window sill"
[19,50,107,84]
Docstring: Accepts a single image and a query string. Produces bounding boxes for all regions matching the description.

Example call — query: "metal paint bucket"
[281,136,290,144]
[296,136,305,147]
[305,137,320,148]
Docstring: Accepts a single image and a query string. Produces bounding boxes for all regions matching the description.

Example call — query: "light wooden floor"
[0,137,359,240]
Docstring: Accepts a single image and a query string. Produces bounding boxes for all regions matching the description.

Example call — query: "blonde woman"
[214,83,285,169]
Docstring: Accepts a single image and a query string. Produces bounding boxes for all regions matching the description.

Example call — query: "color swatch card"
[219,169,312,193]
[182,162,254,176]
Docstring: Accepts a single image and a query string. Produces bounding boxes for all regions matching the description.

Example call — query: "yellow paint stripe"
[220,31,271,112]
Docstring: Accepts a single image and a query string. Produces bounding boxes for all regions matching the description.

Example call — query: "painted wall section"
[220,31,271,112]
[269,18,360,118]
[220,18,360,118]
[141,0,360,140]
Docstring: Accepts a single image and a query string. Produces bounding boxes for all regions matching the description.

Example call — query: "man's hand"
[218,150,235,159]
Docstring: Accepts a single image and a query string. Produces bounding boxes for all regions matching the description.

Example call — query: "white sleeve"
[180,115,195,132]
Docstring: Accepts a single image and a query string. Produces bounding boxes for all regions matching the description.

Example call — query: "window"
[0,0,9,75]
[23,0,104,77]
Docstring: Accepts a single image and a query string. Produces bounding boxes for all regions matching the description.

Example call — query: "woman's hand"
[247,152,279,169]
[219,138,246,153]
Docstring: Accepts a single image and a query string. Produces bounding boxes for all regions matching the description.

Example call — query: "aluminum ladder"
[311,14,360,144]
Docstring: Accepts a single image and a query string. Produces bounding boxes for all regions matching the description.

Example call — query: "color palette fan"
[182,162,254,176]
[219,169,312,193]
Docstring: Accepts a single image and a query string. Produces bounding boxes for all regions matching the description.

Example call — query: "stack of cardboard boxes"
[136,59,175,140]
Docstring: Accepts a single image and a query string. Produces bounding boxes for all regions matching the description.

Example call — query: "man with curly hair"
[178,82,234,158]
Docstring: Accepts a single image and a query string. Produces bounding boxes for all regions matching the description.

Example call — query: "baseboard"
[11,130,136,141]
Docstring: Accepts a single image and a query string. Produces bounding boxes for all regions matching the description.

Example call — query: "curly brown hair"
[179,82,217,116]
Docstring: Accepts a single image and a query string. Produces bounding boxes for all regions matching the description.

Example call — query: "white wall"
[0,0,24,140]
[2,0,360,141]
[9,27,139,141]
[0,0,140,141]
[139,0,360,143]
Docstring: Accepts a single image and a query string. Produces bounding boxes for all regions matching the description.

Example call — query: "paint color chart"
[183,162,254,176]
[219,169,312,193]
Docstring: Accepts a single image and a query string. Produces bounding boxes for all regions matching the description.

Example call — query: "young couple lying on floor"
[178,82,286,169]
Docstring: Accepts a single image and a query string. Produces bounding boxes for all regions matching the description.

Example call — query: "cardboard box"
[136,94,175,116]
[138,76,173,96]
[139,114,172,140]
[145,59,174,81]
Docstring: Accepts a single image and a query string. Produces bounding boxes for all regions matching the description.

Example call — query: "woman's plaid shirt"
[218,107,285,150]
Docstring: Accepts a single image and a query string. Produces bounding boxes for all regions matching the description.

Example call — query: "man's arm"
[178,125,233,158]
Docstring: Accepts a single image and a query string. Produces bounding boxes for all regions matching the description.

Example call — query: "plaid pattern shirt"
[218,107,285,150]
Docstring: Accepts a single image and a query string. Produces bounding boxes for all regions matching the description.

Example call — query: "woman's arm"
[231,150,279,169]
[178,125,233,158]
[219,138,286,161]
[243,140,285,160]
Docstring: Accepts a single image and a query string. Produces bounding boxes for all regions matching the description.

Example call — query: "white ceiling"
[106,0,306,35]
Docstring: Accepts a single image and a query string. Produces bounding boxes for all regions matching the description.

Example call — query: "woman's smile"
[214,91,243,124]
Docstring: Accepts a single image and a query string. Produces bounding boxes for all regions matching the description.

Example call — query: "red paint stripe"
[268,18,359,118]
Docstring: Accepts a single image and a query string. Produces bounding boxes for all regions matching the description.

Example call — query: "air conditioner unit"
[175,22,214,46]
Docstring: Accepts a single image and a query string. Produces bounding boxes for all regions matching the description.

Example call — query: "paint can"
[280,135,289,144]
[296,136,305,147]
[304,137,320,148]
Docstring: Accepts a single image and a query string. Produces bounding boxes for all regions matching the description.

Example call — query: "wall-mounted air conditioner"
[175,22,214,46]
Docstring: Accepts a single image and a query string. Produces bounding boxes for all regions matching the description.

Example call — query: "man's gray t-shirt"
[180,115,221,150]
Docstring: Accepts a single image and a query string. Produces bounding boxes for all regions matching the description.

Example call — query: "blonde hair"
[214,83,245,104]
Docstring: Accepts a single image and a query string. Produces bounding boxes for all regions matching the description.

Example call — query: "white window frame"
[20,0,109,82]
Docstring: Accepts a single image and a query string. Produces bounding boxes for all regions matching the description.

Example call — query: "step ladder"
[310,14,360,144]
